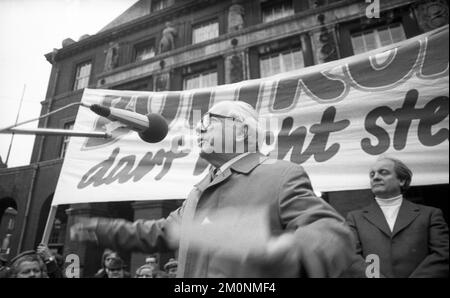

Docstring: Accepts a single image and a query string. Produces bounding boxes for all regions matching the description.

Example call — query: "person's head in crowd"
[103,249,120,269]
[9,250,47,278]
[164,258,178,278]
[135,264,154,278]
[370,156,413,199]
[195,100,263,167]
[105,257,125,278]
[145,256,158,270]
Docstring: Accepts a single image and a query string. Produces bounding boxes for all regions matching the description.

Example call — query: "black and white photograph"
[0,0,448,288]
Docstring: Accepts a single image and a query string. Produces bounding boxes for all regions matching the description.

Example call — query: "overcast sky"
[0,0,138,167]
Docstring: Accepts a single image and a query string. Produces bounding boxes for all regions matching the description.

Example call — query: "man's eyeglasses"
[200,113,240,131]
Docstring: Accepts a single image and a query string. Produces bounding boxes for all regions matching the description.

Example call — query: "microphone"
[89,104,168,143]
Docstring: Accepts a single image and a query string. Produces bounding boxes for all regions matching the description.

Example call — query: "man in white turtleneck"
[343,157,449,278]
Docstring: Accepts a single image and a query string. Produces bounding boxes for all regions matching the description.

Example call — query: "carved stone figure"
[414,0,449,32]
[104,42,120,72]
[228,0,245,33]
[159,22,177,54]
[229,54,243,83]
[315,14,337,64]
[155,73,170,91]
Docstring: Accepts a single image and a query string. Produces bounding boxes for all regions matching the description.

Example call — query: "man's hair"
[377,156,413,194]
[219,100,264,151]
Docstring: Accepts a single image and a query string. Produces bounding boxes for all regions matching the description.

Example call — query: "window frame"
[350,22,407,55]
[151,0,169,13]
[133,38,157,62]
[259,46,305,78]
[192,18,220,45]
[261,0,295,23]
[72,60,92,91]
[183,69,218,90]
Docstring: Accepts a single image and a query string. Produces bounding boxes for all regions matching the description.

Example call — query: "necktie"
[210,167,220,182]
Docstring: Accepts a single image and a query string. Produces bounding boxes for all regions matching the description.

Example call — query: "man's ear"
[399,178,406,189]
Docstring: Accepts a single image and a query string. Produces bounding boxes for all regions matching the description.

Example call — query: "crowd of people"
[0,245,178,278]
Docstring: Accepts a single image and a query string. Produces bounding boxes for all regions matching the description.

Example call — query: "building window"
[73,61,91,90]
[260,48,304,77]
[183,70,218,90]
[134,40,156,62]
[192,20,219,44]
[351,23,406,55]
[151,0,169,12]
[60,121,74,158]
[261,0,294,23]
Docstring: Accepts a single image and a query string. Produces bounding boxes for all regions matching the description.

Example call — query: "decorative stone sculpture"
[159,22,177,54]
[414,0,449,32]
[315,14,337,64]
[155,73,170,91]
[104,42,120,72]
[228,0,245,33]
[230,54,243,83]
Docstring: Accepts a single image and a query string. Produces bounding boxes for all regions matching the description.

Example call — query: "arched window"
[0,197,18,256]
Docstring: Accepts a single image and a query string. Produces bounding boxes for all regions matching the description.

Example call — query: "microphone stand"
[0,101,111,251]
[1,127,111,138]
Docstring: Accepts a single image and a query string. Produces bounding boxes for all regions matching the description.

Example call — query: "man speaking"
[71,101,354,278]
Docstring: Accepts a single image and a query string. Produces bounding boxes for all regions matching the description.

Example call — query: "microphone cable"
[0,102,89,133]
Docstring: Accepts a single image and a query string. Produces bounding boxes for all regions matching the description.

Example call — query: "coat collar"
[194,152,268,192]
[230,152,268,174]
[362,199,420,238]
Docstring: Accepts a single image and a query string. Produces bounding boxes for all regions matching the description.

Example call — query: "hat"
[106,257,123,270]
[164,258,178,271]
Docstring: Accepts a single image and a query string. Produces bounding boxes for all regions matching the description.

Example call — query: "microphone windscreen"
[138,113,169,143]
[90,104,110,117]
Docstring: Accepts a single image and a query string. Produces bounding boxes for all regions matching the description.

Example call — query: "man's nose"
[372,173,381,180]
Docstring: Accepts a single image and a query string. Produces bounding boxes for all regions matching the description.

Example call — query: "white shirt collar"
[375,194,403,207]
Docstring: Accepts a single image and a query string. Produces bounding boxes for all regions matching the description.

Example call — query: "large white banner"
[52,26,449,205]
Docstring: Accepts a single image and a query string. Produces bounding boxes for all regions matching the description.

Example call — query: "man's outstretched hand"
[70,217,99,242]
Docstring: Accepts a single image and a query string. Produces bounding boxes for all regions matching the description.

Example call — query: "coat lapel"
[392,200,420,238]
[362,202,392,237]
[201,153,269,192]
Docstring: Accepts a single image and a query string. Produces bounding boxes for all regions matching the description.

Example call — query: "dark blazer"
[345,199,449,278]
[94,153,355,277]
